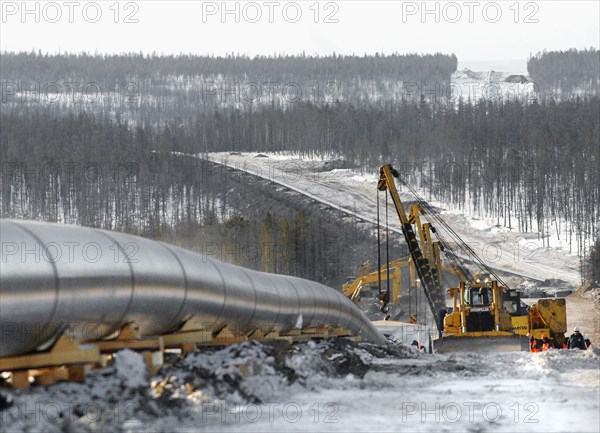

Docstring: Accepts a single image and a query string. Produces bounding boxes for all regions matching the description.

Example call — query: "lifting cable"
[416,259,420,322]
[385,191,391,303]
[407,182,485,278]
[398,176,509,289]
[377,190,382,300]
[408,254,412,317]
[434,229,473,281]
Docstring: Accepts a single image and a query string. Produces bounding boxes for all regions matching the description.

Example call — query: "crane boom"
[377,164,447,331]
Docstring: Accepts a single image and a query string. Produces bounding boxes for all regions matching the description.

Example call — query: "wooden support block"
[0,335,100,371]
[98,355,110,369]
[95,323,163,353]
[116,323,139,340]
[35,368,67,386]
[288,335,311,342]
[32,366,74,386]
[262,330,278,340]
[299,327,331,339]
[11,371,30,389]
[302,327,329,335]
[283,329,301,337]
[0,332,100,388]
[211,327,246,346]
[68,365,87,382]
[330,327,353,337]
[96,338,162,352]
[262,331,293,343]
[180,343,197,355]
[142,351,163,375]
[33,375,56,386]
[178,317,210,333]
[247,329,265,340]
[162,330,212,348]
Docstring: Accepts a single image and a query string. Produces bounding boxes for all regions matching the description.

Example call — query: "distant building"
[504,75,529,84]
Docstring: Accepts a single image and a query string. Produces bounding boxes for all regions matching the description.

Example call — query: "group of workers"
[528,326,592,352]
[411,340,427,353]
[408,327,591,353]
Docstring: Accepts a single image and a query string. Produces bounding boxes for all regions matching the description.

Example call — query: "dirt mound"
[540,278,569,287]
[574,279,593,296]
[0,339,417,432]
[454,68,481,80]
[161,339,417,405]
[308,159,355,172]
[581,287,600,303]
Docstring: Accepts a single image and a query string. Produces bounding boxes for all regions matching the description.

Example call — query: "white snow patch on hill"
[201,152,581,287]
[451,68,536,102]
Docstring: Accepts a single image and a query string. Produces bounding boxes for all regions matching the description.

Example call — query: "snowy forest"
[528,48,600,95]
[0,51,458,82]
[1,51,598,285]
[1,51,458,122]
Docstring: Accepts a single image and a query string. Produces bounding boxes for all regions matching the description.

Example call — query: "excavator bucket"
[434,334,530,353]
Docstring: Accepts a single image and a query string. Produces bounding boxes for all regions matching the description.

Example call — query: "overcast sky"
[1,1,598,71]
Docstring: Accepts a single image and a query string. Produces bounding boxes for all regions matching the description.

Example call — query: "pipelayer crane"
[376,164,567,352]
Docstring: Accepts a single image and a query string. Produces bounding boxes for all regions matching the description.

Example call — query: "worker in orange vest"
[527,333,541,352]
[541,334,552,351]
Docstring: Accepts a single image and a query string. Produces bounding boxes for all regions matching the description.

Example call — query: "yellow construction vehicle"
[439,276,567,352]
[377,164,567,352]
[504,288,567,344]
[342,259,413,306]
[439,278,529,352]
[343,258,463,319]
[342,258,421,321]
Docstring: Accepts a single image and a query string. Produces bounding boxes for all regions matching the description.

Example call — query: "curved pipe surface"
[0,220,386,357]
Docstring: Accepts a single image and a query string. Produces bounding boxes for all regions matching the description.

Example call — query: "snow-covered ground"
[451,68,536,102]
[2,341,598,433]
[201,152,581,288]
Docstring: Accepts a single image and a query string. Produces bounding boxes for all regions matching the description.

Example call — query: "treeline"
[528,48,600,95]
[583,239,600,285]
[1,51,458,83]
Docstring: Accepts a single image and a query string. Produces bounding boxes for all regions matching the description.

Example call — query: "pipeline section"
[0,220,386,357]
